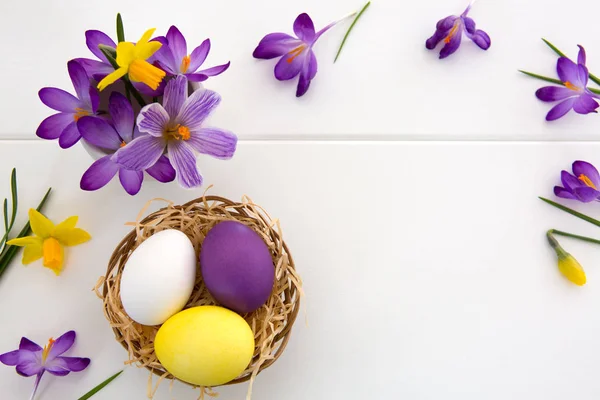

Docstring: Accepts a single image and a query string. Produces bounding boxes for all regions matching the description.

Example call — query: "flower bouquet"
[36,15,237,195]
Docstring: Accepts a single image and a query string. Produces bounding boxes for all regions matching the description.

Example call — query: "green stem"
[519,70,600,95]
[334,1,371,63]
[0,187,51,278]
[546,230,569,259]
[123,78,146,107]
[539,197,600,228]
[77,370,123,400]
[548,229,600,245]
[541,38,600,87]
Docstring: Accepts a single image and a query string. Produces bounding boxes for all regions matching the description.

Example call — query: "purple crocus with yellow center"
[37,60,98,149]
[74,30,117,81]
[253,13,345,97]
[554,160,600,203]
[536,46,600,121]
[153,26,230,82]
[425,4,491,59]
[114,75,237,189]
[0,331,90,400]
[78,92,176,195]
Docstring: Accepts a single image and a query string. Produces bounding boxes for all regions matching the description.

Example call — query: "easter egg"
[120,229,196,326]
[154,306,254,386]
[200,221,274,313]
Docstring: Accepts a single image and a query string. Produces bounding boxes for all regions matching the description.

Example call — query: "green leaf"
[539,197,600,228]
[0,187,51,277]
[541,38,566,58]
[334,1,371,63]
[1,199,7,252]
[518,70,563,85]
[77,370,123,400]
[99,46,118,69]
[9,168,17,230]
[116,13,125,43]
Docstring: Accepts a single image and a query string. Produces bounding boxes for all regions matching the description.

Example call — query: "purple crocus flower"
[114,75,237,189]
[77,92,176,195]
[37,60,98,149]
[74,30,117,81]
[425,4,491,59]
[0,331,90,400]
[535,46,600,121]
[153,26,230,83]
[253,13,344,97]
[554,160,600,203]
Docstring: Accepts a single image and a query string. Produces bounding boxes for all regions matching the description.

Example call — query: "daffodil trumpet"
[546,230,588,286]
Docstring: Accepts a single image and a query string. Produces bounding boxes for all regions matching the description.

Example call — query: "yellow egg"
[154,306,254,387]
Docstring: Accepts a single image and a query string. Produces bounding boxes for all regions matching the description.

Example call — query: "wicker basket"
[98,195,302,395]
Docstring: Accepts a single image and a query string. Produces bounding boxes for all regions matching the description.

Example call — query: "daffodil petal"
[97,68,128,91]
[116,42,136,67]
[135,40,162,61]
[54,228,91,247]
[54,216,78,232]
[29,209,54,239]
[23,243,43,265]
[139,28,156,44]
[7,236,42,247]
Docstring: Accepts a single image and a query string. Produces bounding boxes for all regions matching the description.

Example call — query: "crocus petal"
[557,57,581,86]
[58,121,82,149]
[573,186,600,202]
[439,24,463,59]
[274,50,307,81]
[73,58,115,80]
[536,86,575,102]
[152,45,178,74]
[77,116,121,150]
[188,39,211,71]
[176,88,221,131]
[47,331,75,360]
[108,92,135,142]
[119,169,144,196]
[114,135,166,171]
[85,30,116,63]
[426,16,457,50]
[187,127,237,159]
[578,64,590,88]
[146,155,176,182]
[16,361,43,377]
[163,75,188,118]
[465,28,491,50]
[572,161,600,188]
[137,103,170,137]
[253,33,302,59]
[46,356,90,375]
[39,88,83,113]
[0,350,25,366]
[68,60,93,108]
[196,62,231,77]
[573,94,599,115]
[80,155,120,191]
[166,26,188,64]
[578,45,586,66]
[554,186,577,200]
[132,78,167,97]
[186,73,209,82]
[168,140,203,189]
[296,51,318,97]
[546,97,577,121]
[19,338,42,352]
[293,13,316,42]
[561,170,584,191]
[29,209,54,238]
[36,113,74,140]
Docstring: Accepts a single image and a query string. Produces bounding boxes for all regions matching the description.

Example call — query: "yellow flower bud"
[557,254,587,286]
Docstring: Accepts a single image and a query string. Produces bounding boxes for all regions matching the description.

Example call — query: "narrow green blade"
[9,168,17,230]
[539,197,600,228]
[518,70,563,85]
[99,46,119,69]
[0,187,51,276]
[334,1,371,63]
[77,370,123,400]
[1,199,8,252]
[541,38,566,58]
[116,13,125,43]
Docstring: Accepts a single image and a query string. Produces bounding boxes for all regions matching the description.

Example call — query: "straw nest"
[95,195,302,399]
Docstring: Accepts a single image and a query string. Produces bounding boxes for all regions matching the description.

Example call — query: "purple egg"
[200,221,275,313]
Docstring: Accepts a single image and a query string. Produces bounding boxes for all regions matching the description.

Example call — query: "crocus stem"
[539,197,600,228]
[519,70,600,95]
[123,78,146,107]
[29,372,43,400]
[541,38,600,87]
[548,229,600,246]
[334,1,371,63]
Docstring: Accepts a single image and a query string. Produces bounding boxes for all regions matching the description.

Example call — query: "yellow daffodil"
[7,209,91,275]
[546,230,587,286]
[97,28,165,91]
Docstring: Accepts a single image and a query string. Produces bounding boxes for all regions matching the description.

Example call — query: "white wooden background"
[2,0,600,399]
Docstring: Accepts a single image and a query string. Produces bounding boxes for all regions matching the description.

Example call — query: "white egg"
[120,229,197,326]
